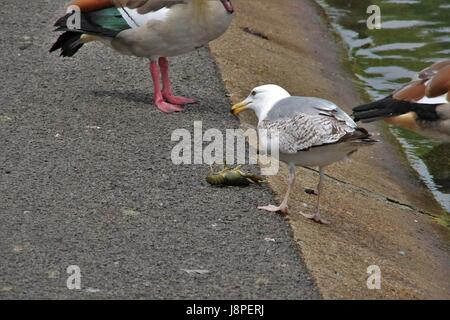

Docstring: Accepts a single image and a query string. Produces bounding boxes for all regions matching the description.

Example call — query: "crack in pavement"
[303,167,439,218]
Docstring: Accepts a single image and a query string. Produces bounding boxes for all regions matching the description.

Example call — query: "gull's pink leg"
[258,164,296,215]
[159,57,196,105]
[150,61,183,113]
[300,167,330,224]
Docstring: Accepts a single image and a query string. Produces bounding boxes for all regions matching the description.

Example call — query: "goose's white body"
[418,93,448,105]
[111,2,233,58]
[118,7,170,27]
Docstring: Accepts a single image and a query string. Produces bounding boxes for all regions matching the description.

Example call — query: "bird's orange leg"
[159,57,196,105]
[149,61,183,113]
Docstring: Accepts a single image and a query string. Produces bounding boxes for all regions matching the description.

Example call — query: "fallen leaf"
[48,271,60,279]
[121,208,140,217]
[0,115,12,124]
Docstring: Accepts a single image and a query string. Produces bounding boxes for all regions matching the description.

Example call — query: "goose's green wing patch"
[54,7,131,37]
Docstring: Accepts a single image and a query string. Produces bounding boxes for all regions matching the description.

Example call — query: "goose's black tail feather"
[50,10,122,57]
[50,31,84,57]
[352,96,442,123]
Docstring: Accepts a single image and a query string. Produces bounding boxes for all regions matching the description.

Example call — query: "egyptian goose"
[50,0,234,113]
[231,85,376,224]
[353,60,450,141]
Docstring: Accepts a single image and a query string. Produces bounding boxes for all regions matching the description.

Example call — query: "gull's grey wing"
[260,113,355,154]
[114,0,187,13]
[266,96,357,129]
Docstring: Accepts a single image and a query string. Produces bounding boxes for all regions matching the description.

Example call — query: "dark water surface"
[316,0,450,212]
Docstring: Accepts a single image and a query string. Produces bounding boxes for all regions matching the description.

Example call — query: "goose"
[352,60,450,141]
[231,85,376,224]
[50,0,235,113]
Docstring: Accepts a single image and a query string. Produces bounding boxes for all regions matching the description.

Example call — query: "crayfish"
[206,164,266,187]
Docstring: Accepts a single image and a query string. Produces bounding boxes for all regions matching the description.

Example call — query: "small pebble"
[13,245,25,252]
[181,269,210,275]
[19,43,32,50]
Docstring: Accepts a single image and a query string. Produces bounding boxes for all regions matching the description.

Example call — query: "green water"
[316,0,450,213]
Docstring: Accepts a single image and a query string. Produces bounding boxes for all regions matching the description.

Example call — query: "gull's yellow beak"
[231,100,250,116]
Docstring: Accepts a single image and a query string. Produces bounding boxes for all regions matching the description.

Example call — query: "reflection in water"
[316,0,450,212]
[423,144,450,194]
[393,129,450,211]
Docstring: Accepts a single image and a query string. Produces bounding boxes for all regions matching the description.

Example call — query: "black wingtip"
[54,13,71,28]
[49,32,83,57]
[352,96,442,122]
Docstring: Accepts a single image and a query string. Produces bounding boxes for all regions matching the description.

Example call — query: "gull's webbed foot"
[300,212,330,224]
[258,205,288,215]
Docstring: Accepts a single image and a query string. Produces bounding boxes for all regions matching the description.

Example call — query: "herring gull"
[232,84,376,224]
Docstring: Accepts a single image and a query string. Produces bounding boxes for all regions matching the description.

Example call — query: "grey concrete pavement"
[0,0,320,299]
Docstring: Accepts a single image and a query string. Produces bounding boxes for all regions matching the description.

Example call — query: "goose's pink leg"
[159,57,196,105]
[150,61,183,113]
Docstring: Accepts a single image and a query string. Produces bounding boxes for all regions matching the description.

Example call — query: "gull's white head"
[231,85,290,121]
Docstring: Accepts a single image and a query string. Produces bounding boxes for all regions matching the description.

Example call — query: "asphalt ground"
[0,0,320,299]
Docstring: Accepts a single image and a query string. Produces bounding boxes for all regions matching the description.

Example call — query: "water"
[316,0,450,213]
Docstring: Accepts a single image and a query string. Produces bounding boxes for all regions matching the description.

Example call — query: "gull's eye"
[251,91,257,96]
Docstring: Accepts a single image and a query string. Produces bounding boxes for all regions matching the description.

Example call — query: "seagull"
[50,0,234,113]
[231,85,376,224]
[352,60,450,141]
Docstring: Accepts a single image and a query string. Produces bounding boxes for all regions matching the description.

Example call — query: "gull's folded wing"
[261,114,356,154]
